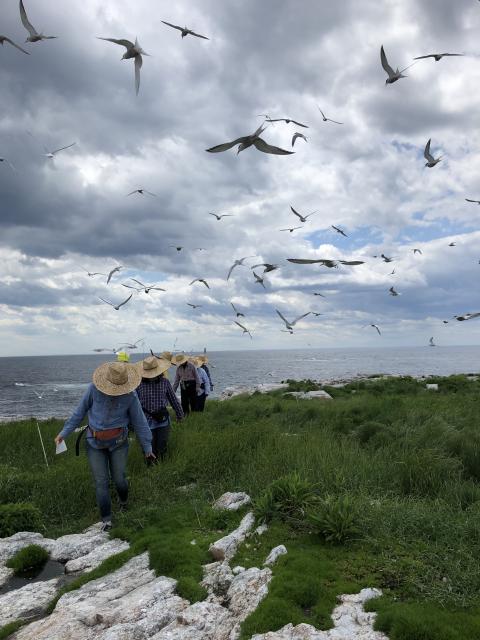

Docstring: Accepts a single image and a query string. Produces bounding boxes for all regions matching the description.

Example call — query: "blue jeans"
[86,440,129,522]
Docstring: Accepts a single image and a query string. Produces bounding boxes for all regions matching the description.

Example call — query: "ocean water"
[1,346,479,421]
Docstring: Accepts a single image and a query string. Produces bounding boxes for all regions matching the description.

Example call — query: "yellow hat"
[116,351,130,362]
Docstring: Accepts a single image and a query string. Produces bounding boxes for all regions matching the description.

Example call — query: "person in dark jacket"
[136,356,184,460]
[197,354,214,391]
[172,353,201,415]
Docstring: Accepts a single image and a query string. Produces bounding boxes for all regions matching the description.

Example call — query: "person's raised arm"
[55,384,94,445]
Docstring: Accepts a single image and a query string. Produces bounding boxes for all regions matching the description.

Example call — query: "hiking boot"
[102,521,113,532]
[119,502,128,513]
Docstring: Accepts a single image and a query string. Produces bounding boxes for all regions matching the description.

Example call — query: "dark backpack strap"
[75,426,88,457]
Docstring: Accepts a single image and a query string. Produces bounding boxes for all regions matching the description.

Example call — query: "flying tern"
[389,287,399,296]
[0,35,30,54]
[424,139,442,167]
[279,226,302,233]
[331,225,348,237]
[292,132,307,147]
[19,0,57,43]
[231,302,245,317]
[43,142,76,159]
[99,294,133,310]
[227,256,255,280]
[106,266,123,284]
[380,45,413,84]
[317,107,343,124]
[206,124,293,155]
[161,21,209,40]
[80,267,106,277]
[429,337,436,346]
[364,324,381,335]
[275,309,311,331]
[465,198,480,205]
[412,248,422,255]
[127,189,157,197]
[414,53,464,62]
[123,279,165,293]
[290,206,317,223]
[98,37,149,95]
[234,320,252,339]
[253,271,266,289]
[209,212,234,220]
[187,303,202,309]
[251,263,279,273]
[264,117,308,128]
[93,348,117,353]
[455,312,480,322]
[288,258,338,268]
[189,278,210,289]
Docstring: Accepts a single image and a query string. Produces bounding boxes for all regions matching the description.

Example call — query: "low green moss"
[367,598,480,640]
[6,544,49,575]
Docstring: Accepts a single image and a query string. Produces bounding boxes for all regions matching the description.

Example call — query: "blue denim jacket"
[59,383,152,454]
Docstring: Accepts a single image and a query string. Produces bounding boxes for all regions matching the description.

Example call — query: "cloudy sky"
[1,0,480,356]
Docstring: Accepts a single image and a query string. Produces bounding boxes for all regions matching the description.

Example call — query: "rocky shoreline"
[0,493,389,640]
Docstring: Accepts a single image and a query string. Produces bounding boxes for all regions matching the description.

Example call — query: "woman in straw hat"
[54,361,155,531]
[136,356,184,460]
[172,353,201,416]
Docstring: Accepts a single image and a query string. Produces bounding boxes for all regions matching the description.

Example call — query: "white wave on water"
[14,382,32,387]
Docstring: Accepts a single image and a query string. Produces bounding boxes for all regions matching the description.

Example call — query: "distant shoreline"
[2,371,479,424]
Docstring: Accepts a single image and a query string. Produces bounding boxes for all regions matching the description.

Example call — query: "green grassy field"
[1,375,480,639]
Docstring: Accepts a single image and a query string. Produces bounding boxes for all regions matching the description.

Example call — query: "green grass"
[1,375,480,638]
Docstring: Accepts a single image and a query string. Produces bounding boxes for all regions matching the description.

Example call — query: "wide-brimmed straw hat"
[161,351,173,361]
[196,355,209,365]
[189,356,202,367]
[92,362,141,396]
[171,353,189,366]
[136,356,171,379]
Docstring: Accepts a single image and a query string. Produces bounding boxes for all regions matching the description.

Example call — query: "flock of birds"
[2,1,480,348]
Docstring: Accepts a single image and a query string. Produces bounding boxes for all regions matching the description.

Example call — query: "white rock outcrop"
[0,523,130,626]
[209,512,255,561]
[264,545,287,566]
[283,391,333,401]
[220,383,288,400]
[65,539,130,574]
[12,554,188,640]
[0,577,60,627]
[213,492,252,511]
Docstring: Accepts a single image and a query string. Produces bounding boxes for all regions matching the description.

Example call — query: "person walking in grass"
[193,356,211,412]
[197,354,214,391]
[54,361,155,531]
[136,356,184,460]
[172,353,201,416]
